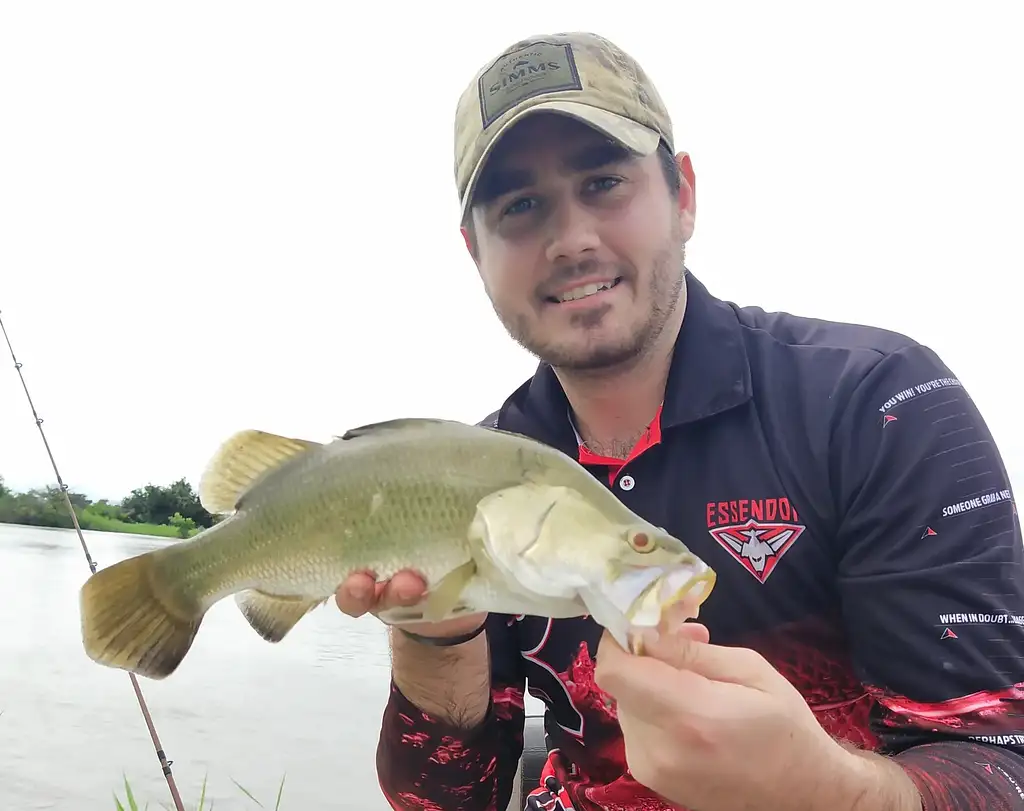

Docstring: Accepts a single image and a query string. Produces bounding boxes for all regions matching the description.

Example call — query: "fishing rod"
[0,309,186,811]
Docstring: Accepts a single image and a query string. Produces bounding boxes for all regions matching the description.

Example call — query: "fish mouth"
[628,564,716,624]
[601,559,716,626]
[573,558,716,655]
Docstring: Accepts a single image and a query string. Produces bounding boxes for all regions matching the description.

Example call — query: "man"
[336,30,1024,811]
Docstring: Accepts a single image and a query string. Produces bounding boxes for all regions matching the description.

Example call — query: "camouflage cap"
[454,31,674,221]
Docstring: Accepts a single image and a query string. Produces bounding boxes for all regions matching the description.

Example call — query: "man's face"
[465,113,694,374]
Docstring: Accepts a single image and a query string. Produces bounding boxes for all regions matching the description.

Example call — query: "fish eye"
[628,531,654,553]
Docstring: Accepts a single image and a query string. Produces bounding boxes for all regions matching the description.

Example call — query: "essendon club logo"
[707,519,806,584]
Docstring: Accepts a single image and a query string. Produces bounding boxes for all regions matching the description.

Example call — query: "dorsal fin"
[339,417,467,441]
[198,429,322,515]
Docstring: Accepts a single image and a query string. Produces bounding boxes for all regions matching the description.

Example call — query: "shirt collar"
[496,271,752,448]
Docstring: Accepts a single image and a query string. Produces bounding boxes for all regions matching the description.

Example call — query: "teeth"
[556,281,614,302]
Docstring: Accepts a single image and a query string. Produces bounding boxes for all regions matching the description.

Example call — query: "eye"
[628,531,654,553]
[586,176,622,193]
[502,196,537,217]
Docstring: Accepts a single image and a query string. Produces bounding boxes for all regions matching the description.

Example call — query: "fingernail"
[397,582,419,602]
[350,581,371,601]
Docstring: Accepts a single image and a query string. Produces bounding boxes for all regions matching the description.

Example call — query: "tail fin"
[79,552,204,680]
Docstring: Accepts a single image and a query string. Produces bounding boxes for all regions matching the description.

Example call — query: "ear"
[675,152,696,243]
[462,215,485,266]
[460,220,483,267]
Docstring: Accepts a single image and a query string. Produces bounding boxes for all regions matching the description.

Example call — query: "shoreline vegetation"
[0,474,219,540]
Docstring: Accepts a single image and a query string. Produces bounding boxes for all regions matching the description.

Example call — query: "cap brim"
[459,100,662,222]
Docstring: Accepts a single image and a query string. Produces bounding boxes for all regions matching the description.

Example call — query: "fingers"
[624,613,709,654]
[656,619,710,645]
[595,617,750,723]
[381,570,431,606]
[595,631,700,720]
[642,629,769,687]
[334,571,375,616]
[334,570,487,640]
[334,569,427,617]
[612,615,771,693]
[662,598,707,631]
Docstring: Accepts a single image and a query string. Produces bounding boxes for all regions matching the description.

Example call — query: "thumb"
[627,620,708,656]
[638,627,771,688]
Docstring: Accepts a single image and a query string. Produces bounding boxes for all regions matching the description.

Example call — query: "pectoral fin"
[234,590,326,642]
[377,560,478,626]
[419,559,477,623]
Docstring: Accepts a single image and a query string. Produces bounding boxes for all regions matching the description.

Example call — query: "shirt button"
[619,475,635,491]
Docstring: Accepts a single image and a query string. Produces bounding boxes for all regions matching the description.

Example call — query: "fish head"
[578,522,717,652]
[470,484,680,591]
[603,524,716,615]
[470,483,716,644]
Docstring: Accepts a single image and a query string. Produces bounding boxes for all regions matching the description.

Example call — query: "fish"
[79,417,716,680]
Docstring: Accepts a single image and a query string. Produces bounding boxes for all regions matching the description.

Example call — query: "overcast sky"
[1,2,1022,503]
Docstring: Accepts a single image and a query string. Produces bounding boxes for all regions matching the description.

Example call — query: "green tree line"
[0,474,220,539]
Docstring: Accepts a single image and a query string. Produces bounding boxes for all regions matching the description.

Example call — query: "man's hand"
[594,614,922,811]
[335,569,486,640]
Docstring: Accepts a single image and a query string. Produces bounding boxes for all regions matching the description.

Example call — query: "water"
[0,523,400,810]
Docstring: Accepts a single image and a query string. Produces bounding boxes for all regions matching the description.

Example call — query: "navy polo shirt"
[377,271,1024,811]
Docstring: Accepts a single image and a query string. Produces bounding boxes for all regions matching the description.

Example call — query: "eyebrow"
[474,140,633,206]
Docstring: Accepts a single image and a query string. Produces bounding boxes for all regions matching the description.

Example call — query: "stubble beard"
[494,242,686,376]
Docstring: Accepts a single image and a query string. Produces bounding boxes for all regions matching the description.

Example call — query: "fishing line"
[0,309,186,811]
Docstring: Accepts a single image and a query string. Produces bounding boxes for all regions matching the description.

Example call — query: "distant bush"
[0,476,217,539]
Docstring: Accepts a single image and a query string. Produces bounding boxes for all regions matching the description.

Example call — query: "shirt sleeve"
[375,614,527,811]
[830,342,1024,810]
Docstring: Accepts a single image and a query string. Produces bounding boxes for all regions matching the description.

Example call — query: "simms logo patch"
[478,42,582,128]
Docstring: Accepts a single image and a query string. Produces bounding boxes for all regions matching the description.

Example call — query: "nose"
[544,197,601,265]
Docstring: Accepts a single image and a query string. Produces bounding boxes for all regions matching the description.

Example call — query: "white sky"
[1,2,1022,503]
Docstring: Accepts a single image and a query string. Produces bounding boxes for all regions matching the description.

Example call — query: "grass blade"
[123,774,139,811]
[274,775,286,811]
[230,778,264,808]
[196,773,208,811]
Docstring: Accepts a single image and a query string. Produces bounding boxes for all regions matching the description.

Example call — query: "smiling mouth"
[545,277,623,304]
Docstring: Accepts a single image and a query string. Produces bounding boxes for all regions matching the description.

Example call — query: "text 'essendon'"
[706,497,800,528]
